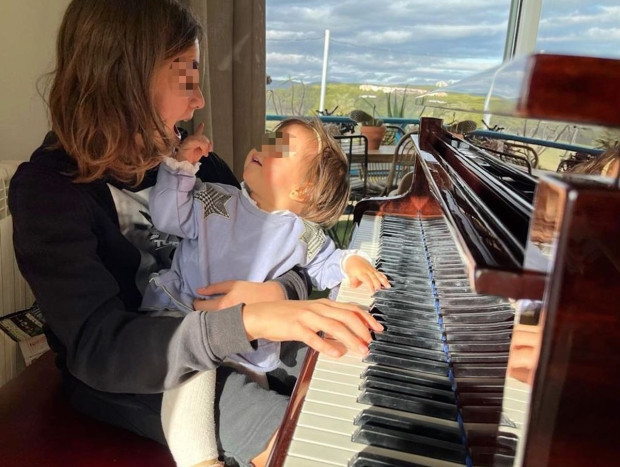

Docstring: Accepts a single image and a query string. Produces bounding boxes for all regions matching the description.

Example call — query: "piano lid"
[415,54,620,129]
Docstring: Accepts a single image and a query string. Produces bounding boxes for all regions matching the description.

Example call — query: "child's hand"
[176,122,212,163]
[344,255,390,291]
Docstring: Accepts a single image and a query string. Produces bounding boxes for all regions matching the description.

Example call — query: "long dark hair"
[48,0,202,185]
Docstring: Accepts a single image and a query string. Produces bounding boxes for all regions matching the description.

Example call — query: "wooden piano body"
[269,54,620,466]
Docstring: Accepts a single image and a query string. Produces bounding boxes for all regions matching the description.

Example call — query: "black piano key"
[452,364,509,378]
[446,330,513,342]
[441,311,514,324]
[434,278,470,288]
[448,341,511,352]
[363,352,449,376]
[444,321,514,332]
[378,322,443,341]
[470,438,517,467]
[439,295,511,307]
[360,375,456,404]
[369,341,447,363]
[457,392,504,406]
[459,406,503,423]
[455,378,506,392]
[371,305,437,322]
[351,424,468,464]
[374,298,437,312]
[362,366,453,392]
[372,312,438,329]
[468,430,518,452]
[354,407,463,444]
[374,316,443,335]
[372,329,444,351]
[358,388,458,420]
[348,451,427,467]
[450,352,509,364]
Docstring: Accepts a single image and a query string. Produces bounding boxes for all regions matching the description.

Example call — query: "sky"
[266,0,620,86]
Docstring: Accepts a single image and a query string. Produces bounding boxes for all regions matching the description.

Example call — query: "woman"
[8,1,381,466]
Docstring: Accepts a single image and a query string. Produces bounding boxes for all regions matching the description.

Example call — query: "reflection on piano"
[268,54,620,467]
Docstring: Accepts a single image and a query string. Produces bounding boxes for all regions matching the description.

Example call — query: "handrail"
[265,114,419,126]
[265,115,605,156]
[468,130,604,155]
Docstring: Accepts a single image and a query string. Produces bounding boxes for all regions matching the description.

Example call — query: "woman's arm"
[9,166,254,393]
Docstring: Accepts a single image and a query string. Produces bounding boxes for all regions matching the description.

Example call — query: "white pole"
[319,29,330,114]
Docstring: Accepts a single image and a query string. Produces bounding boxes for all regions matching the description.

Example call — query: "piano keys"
[277,213,520,466]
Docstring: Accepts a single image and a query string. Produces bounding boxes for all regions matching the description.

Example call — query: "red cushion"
[0,351,174,467]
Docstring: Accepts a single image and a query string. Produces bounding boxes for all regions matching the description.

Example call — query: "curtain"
[184,0,266,180]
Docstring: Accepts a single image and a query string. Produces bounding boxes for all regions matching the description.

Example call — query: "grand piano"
[268,54,620,467]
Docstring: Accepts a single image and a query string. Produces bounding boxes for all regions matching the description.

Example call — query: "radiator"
[0,161,35,387]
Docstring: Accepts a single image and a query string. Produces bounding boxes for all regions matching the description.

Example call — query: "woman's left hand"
[193,280,285,311]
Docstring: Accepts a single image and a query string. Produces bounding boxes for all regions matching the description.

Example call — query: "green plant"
[349,109,384,127]
[385,86,409,118]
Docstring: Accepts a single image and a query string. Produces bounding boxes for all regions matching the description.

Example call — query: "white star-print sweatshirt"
[142,158,357,371]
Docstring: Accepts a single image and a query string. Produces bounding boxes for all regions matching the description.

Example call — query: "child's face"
[152,40,205,138]
[243,123,319,213]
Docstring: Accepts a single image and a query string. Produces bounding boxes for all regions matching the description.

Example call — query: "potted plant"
[349,109,386,150]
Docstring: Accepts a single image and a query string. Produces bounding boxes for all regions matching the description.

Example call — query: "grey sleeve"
[272,267,311,300]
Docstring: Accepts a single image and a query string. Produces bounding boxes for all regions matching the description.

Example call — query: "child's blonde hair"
[274,118,350,227]
[47,0,202,186]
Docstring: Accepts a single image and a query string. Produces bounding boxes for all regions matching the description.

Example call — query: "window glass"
[266,0,511,118]
[536,1,620,59]
[266,1,619,173]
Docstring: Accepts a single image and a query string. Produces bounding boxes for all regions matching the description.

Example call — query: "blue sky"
[266,0,620,85]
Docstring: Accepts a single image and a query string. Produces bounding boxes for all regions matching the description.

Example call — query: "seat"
[381,124,406,146]
[360,125,407,196]
[328,135,369,248]
[382,132,419,196]
[334,134,369,200]
[0,351,174,467]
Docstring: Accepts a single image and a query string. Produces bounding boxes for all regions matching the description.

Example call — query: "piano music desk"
[0,350,174,467]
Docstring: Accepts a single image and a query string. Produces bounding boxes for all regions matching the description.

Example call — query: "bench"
[0,350,175,467]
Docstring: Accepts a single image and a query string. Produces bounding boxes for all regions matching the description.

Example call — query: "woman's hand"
[344,255,390,291]
[242,299,383,358]
[176,122,212,163]
[193,280,286,311]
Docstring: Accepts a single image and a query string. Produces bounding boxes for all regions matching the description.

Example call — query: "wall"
[0,1,70,162]
[0,1,69,385]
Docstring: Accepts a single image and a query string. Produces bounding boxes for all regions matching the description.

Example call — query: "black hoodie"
[9,134,308,393]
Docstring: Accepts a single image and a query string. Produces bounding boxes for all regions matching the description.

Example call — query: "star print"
[193,184,232,219]
[300,220,326,262]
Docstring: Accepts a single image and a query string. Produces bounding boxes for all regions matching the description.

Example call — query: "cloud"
[266,0,620,85]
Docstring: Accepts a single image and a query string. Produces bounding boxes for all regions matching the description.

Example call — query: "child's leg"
[161,370,221,467]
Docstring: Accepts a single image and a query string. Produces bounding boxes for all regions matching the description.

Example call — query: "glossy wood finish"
[417,118,546,299]
[0,351,174,467]
[267,349,319,467]
[523,176,620,466]
[518,54,620,128]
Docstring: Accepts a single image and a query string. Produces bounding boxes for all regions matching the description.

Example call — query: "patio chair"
[328,135,369,248]
[382,132,419,196]
[381,124,406,146]
[335,134,369,200]
[359,125,407,196]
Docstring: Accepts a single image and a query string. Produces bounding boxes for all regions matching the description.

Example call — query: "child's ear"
[289,184,312,202]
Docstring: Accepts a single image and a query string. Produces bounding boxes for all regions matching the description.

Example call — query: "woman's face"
[152,40,205,138]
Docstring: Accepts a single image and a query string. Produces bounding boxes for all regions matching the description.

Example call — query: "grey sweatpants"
[64,341,308,467]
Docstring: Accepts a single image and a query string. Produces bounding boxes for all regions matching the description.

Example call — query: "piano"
[268,54,620,467]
